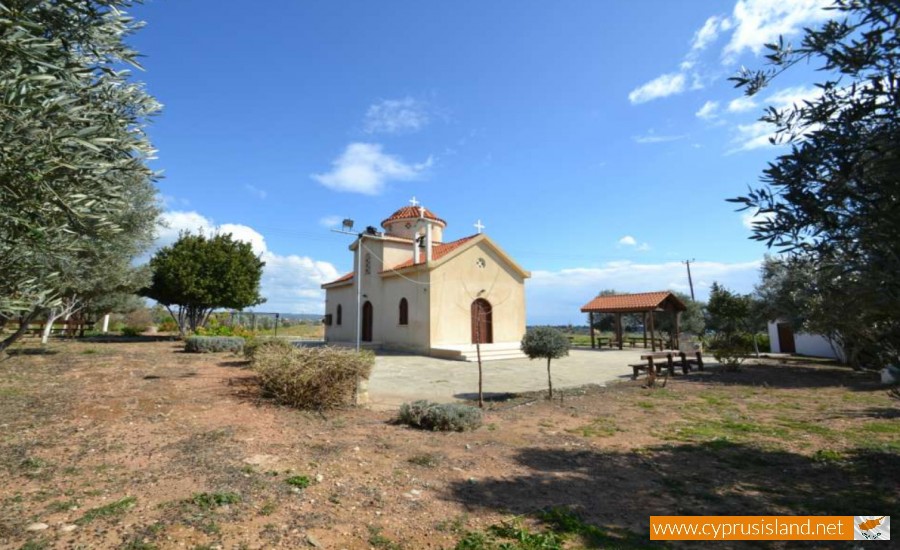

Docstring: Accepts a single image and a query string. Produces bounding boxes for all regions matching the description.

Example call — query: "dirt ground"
[0,339,897,549]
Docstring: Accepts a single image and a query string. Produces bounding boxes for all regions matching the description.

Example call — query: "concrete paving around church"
[366,348,643,410]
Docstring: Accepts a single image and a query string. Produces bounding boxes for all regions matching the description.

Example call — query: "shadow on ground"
[445,441,899,548]
[671,361,884,391]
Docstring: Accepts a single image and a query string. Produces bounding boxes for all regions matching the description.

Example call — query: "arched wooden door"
[362,301,374,342]
[471,298,493,344]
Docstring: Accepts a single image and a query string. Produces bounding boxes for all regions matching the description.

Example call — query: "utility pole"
[683,259,696,301]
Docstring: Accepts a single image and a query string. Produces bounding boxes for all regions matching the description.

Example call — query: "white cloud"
[152,211,338,314]
[767,85,822,109]
[741,210,775,229]
[156,211,216,247]
[618,235,637,246]
[363,97,430,134]
[696,100,720,120]
[628,73,687,104]
[691,15,732,52]
[727,95,758,113]
[633,131,687,144]
[244,184,267,200]
[730,120,777,152]
[318,215,344,228]
[311,142,433,195]
[723,0,831,62]
[526,260,763,325]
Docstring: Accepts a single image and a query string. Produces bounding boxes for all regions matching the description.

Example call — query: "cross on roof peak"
[409,196,419,207]
[474,219,485,234]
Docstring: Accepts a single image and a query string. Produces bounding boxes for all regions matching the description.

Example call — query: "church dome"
[381,206,447,229]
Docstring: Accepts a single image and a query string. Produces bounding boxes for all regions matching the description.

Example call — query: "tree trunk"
[41,308,58,345]
[476,341,483,408]
[753,333,760,358]
[0,309,38,352]
[546,357,553,399]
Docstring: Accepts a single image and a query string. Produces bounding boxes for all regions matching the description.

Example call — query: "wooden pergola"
[579,291,688,351]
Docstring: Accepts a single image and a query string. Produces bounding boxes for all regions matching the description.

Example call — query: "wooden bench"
[630,351,704,379]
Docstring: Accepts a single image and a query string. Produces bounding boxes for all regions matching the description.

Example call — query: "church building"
[321,201,530,360]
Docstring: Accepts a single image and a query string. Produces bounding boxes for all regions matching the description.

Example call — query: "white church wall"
[767,321,845,361]
[323,283,355,343]
[379,271,431,351]
[429,241,526,346]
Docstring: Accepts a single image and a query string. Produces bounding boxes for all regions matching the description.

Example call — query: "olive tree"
[521,327,570,399]
[142,233,266,334]
[0,1,160,350]
[729,0,900,368]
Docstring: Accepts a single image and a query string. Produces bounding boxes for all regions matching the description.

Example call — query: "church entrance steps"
[429,342,527,362]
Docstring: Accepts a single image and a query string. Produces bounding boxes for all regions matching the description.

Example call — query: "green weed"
[190,492,240,509]
[76,496,137,525]
[285,475,310,488]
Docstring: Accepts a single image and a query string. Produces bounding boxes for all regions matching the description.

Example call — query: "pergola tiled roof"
[580,291,686,313]
[580,291,687,351]
[381,206,446,228]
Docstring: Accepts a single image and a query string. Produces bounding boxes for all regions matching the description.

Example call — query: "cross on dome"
[409,196,419,207]
[474,219,485,234]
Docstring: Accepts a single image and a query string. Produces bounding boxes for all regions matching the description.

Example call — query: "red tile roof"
[381,234,479,273]
[322,271,353,287]
[580,291,686,313]
[381,206,446,228]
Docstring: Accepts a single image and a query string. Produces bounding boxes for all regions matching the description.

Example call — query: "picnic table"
[630,350,704,379]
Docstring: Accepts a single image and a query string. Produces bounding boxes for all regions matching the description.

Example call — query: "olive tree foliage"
[729,0,900,368]
[653,291,706,338]
[521,327,569,399]
[142,233,266,335]
[0,1,160,348]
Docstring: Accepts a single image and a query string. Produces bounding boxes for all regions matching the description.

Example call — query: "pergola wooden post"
[674,311,681,351]
[615,313,623,350]
[642,312,648,348]
[589,312,596,349]
[649,311,656,351]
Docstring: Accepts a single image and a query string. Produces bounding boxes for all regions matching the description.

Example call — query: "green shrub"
[398,400,483,432]
[158,319,178,332]
[709,334,753,371]
[184,336,245,353]
[244,337,294,361]
[285,475,310,488]
[121,326,144,337]
[251,345,373,409]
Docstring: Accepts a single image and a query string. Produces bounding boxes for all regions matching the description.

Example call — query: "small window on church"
[476,257,486,268]
[336,304,342,326]
[399,298,408,326]
[365,253,371,275]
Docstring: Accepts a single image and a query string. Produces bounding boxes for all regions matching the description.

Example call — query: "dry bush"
[251,345,373,409]
[243,337,294,361]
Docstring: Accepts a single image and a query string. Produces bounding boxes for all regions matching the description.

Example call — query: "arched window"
[336,304,342,326]
[399,298,409,326]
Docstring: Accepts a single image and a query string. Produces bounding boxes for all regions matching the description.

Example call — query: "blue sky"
[133,0,833,324]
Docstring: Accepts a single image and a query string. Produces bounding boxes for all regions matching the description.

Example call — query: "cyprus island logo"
[855,516,890,541]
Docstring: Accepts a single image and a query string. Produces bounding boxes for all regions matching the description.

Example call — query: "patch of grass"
[860,420,900,434]
[812,449,844,463]
[407,453,442,468]
[667,418,790,443]
[436,513,469,534]
[774,417,837,438]
[19,541,49,550]
[368,526,402,549]
[0,386,23,397]
[190,492,240,509]
[285,475,310,489]
[76,496,136,525]
[567,416,620,438]
[45,499,78,513]
[258,501,277,516]
[636,400,655,410]
[121,539,158,550]
[80,349,99,355]
[20,457,50,470]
